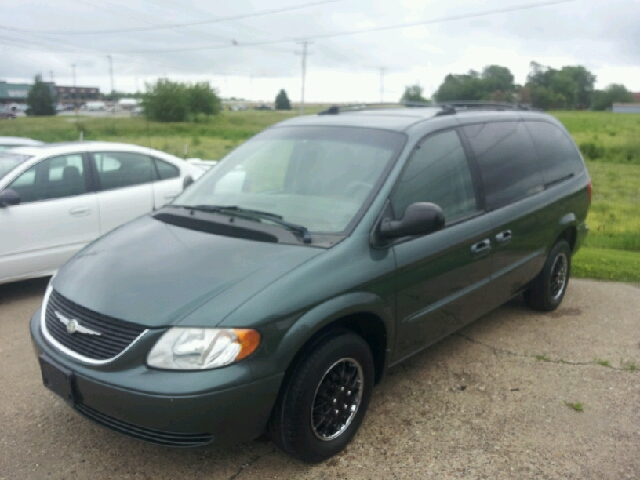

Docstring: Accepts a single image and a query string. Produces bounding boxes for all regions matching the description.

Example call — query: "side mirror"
[183,175,194,189]
[379,202,445,239]
[0,189,20,207]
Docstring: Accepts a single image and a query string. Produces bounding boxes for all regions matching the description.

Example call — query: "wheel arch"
[275,293,394,392]
[556,213,578,252]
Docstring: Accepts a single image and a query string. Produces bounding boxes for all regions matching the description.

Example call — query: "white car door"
[90,151,155,235]
[151,157,185,208]
[0,153,99,283]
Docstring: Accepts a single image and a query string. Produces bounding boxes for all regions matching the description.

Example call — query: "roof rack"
[318,101,537,116]
[318,101,435,115]
[434,101,537,116]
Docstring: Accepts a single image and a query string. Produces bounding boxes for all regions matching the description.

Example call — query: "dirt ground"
[0,278,638,480]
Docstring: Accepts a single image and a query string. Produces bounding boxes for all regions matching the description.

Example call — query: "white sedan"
[0,136,44,152]
[0,141,206,285]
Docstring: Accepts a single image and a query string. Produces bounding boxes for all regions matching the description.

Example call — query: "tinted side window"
[391,130,477,224]
[463,121,543,210]
[92,152,155,190]
[8,154,87,203]
[525,121,584,186]
[154,158,180,180]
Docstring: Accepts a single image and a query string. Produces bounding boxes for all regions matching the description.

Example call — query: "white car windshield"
[174,126,405,234]
[0,153,32,181]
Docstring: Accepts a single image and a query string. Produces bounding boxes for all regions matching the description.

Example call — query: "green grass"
[535,354,552,362]
[572,248,640,282]
[621,360,637,372]
[564,401,584,412]
[1,110,639,282]
[594,358,612,368]
[0,111,300,159]
[553,111,640,165]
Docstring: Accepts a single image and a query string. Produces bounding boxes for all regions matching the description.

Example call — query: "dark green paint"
[32,108,590,446]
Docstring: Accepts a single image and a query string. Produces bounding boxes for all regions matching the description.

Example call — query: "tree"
[525,62,596,110]
[142,79,220,122]
[26,75,55,116]
[188,82,221,116]
[275,89,291,110]
[400,84,428,103]
[142,79,188,122]
[433,66,516,102]
[592,84,634,111]
[435,72,485,102]
[481,65,515,94]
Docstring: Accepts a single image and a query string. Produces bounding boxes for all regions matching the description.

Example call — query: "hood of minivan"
[53,215,322,327]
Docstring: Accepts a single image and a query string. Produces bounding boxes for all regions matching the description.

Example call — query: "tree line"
[401,61,635,111]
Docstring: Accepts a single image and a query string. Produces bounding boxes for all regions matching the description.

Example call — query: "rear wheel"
[524,239,571,311]
[268,331,375,463]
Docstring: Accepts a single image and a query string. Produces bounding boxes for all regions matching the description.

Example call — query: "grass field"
[1,110,639,282]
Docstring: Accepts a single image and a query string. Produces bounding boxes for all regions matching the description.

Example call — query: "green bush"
[579,142,604,160]
[142,79,220,122]
[26,75,55,116]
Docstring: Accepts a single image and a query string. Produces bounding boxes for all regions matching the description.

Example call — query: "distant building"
[56,85,100,105]
[0,80,99,106]
[0,81,54,105]
[632,92,640,103]
[612,103,640,114]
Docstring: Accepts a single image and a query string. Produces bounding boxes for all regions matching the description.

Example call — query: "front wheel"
[524,239,571,311]
[268,331,375,463]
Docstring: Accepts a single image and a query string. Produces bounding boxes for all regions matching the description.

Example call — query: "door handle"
[69,207,91,216]
[471,238,491,254]
[164,192,179,200]
[495,230,512,243]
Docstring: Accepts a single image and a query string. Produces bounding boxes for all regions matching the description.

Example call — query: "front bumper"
[30,310,283,447]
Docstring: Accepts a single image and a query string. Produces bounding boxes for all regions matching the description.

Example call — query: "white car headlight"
[147,328,260,370]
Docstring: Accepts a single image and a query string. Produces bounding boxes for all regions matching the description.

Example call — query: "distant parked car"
[253,104,273,111]
[0,137,43,151]
[0,141,204,285]
[0,108,17,119]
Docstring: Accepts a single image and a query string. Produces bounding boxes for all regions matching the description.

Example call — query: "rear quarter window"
[524,121,584,186]
[463,121,543,211]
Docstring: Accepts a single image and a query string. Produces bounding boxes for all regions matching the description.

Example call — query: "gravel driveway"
[1,278,638,479]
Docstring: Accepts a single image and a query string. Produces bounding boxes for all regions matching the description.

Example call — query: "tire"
[524,239,571,311]
[268,331,375,463]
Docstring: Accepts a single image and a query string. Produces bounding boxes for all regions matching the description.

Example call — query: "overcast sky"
[2,0,639,102]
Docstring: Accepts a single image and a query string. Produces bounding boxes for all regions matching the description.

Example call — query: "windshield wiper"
[170,204,312,244]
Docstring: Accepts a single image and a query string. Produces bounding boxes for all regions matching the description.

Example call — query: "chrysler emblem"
[67,319,78,334]
[54,311,102,336]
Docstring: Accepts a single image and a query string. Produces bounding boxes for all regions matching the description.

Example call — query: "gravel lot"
[1,278,638,479]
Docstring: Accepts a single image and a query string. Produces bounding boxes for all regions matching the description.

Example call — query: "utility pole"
[379,67,386,103]
[107,55,115,94]
[71,63,77,108]
[296,40,312,115]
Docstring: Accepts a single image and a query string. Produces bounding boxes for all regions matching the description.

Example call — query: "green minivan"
[31,103,590,462]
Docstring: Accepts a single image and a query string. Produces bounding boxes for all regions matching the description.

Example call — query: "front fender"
[247,291,395,380]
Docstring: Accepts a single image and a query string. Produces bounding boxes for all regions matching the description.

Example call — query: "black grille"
[75,404,213,447]
[45,290,146,361]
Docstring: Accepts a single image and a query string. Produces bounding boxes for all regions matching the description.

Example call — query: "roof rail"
[316,101,537,116]
[434,101,537,116]
[318,101,435,115]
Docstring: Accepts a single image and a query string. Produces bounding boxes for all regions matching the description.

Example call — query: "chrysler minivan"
[30,103,590,462]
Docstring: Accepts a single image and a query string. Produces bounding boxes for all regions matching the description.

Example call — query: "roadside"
[0,278,638,479]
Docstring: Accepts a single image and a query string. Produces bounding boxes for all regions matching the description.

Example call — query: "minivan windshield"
[174,126,405,234]
[0,153,32,182]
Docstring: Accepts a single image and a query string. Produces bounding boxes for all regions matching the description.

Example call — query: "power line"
[0,0,339,35]
[123,0,578,54]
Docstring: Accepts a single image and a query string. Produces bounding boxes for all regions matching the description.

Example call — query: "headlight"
[147,328,260,370]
